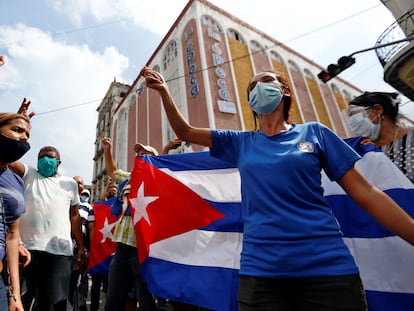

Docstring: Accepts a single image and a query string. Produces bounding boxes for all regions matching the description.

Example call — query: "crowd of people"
[1,52,414,310]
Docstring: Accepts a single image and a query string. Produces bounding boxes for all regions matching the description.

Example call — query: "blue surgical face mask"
[249,82,283,114]
[347,112,381,141]
[80,195,89,203]
[37,156,59,177]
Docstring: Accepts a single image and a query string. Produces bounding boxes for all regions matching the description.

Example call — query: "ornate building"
[92,0,364,193]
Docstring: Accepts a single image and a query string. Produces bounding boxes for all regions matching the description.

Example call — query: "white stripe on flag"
[149,230,242,269]
[344,236,414,293]
[159,168,241,202]
[322,151,414,196]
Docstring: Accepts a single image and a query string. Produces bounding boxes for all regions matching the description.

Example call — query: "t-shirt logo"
[297,141,314,152]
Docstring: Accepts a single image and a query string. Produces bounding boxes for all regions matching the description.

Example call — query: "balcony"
[375,6,414,101]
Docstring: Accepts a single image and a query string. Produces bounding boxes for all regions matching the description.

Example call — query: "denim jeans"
[106,243,156,311]
[238,274,367,311]
[0,278,8,310]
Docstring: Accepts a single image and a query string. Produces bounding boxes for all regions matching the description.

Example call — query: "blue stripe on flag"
[142,257,239,311]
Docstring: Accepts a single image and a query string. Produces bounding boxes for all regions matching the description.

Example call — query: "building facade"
[92,0,364,193]
[377,0,414,100]
[92,80,129,200]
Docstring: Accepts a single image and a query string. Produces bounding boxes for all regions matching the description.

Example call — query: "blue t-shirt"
[211,122,361,278]
[0,167,26,260]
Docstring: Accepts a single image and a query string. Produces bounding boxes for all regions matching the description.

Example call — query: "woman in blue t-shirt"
[142,66,414,310]
[0,101,32,310]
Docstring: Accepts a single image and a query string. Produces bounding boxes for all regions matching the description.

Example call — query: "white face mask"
[347,111,381,141]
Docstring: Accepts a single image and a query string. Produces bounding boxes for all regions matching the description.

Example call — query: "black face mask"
[0,134,31,163]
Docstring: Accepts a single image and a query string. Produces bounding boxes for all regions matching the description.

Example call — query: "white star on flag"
[99,217,117,243]
[130,181,159,226]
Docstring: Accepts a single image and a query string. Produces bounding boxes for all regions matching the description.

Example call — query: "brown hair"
[0,112,30,128]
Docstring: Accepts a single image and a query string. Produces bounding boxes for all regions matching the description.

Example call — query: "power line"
[26,2,388,115]
[34,99,103,115]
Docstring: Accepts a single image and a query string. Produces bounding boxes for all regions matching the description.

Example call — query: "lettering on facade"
[184,27,199,97]
[207,25,236,114]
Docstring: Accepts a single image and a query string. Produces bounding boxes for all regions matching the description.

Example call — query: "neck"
[375,119,400,147]
[259,118,291,136]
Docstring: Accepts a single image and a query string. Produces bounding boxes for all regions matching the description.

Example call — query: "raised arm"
[102,137,118,179]
[141,66,212,148]
[338,166,414,245]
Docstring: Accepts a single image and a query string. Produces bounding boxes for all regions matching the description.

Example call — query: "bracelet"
[6,286,16,302]
[18,241,26,247]
[8,294,17,302]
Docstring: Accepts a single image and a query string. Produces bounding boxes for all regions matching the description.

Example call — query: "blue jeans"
[238,274,367,311]
[106,243,156,311]
[0,277,8,310]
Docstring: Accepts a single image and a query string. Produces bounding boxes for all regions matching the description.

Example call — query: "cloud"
[46,0,189,35]
[0,24,129,183]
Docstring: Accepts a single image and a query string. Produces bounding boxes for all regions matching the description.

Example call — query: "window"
[288,60,300,72]
[331,84,340,93]
[227,29,245,44]
[163,40,178,70]
[250,40,265,54]
[303,68,315,80]
[200,15,222,32]
[270,51,284,64]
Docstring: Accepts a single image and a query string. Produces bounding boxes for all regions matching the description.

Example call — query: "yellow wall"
[227,37,255,130]
[306,78,333,129]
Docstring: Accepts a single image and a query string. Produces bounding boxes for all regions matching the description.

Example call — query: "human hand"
[0,55,4,67]
[8,294,24,311]
[360,136,375,145]
[163,139,182,154]
[17,97,35,119]
[72,248,86,271]
[18,243,31,267]
[140,65,167,92]
[101,137,112,151]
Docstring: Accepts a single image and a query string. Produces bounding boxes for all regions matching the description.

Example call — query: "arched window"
[331,84,340,93]
[163,40,178,70]
[303,68,315,80]
[270,51,284,64]
[250,40,265,54]
[152,64,160,72]
[200,15,222,32]
[227,29,245,44]
[342,89,351,99]
[288,60,300,73]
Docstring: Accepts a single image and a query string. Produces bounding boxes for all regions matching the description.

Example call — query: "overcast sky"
[0,0,409,184]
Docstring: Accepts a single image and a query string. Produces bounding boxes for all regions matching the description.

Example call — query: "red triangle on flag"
[87,201,118,272]
[128,157,225,263]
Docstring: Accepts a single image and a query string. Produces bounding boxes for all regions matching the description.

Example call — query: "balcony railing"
[376,6,414,66]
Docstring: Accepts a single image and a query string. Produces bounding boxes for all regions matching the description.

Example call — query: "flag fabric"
[129,137,414,311]
[323,137,414,311]
[128,157,226,263]
[87,198,118,274]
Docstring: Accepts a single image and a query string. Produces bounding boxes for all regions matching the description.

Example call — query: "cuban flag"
[323,137,414,310]
[87,198,118,274]
[115,137,414,311]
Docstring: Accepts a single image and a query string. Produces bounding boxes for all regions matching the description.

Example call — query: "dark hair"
[248,71,292,130]
[39,146,61,160]
[348,91,400,123]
